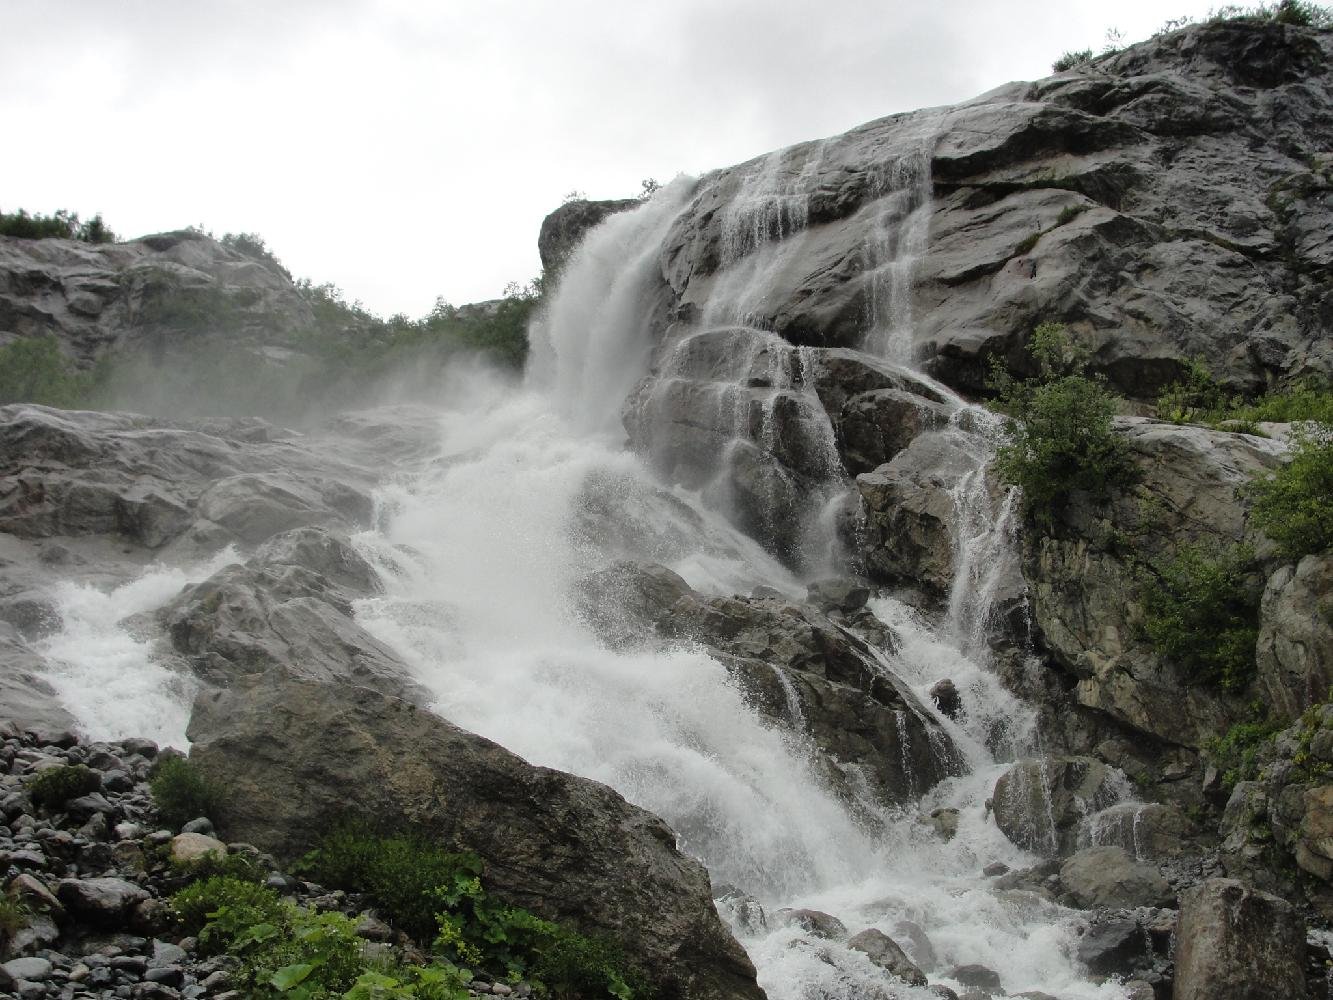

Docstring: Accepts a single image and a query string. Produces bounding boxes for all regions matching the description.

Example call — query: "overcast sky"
[4,0,1226,317]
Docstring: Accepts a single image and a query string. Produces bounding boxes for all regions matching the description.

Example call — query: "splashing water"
[35,547,239,747]
[344,188,1129,999]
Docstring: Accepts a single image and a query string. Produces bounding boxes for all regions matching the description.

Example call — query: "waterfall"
[347,187,1128,999]
[25,154,1131,999]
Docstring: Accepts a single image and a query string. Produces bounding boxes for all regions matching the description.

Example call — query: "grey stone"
[948,964,1002,995]
[538,198,640,274]
[3,958,53,982]
[186,678,762,1000]
[774,908,847,939]
[846,927,927,985]
[1059,846,1173,909]
[992,756,1120,857]
[1075,917,1148,976]
[56,877,149,926]
[1257,554,1333,724]
[1173,878,1305,1000]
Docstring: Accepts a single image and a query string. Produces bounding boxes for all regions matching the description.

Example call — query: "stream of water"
[33,163,1132,997]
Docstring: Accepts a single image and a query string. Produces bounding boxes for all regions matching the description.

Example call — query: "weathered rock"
[1076,916,1149,977]
[1173,878,1305,1000]
[169,832,227,863]
[948,963,1003,995]
[847,927,927,985]
[1024,419,1286,757]
[1257,554,1333,724]
[186,678,762,1000]
[1082,801,1199,860]
[992,756,1121,857]
[1058,846,1173,909]
[930,679,962,719]
[775,908,846,940]
[538,198,640,274]
[56,876,149,926]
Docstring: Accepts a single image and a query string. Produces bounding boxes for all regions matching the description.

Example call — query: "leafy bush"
[172,849,265,885]
[1247,423,1333,560]
[222,231,292,279]
[150,756,222,829]
[302,827,480,942]
[1207,708,1283,793]
[0,336,94,407]
[28,764,101,809]
[992,323,1133,525]
[1141,542,1262,693]
[1053,49,1094,72]
[0,897,30,942]
[306,826,652,999]
[1157,357,1230,424]
[172,876,286,937]
[0,208,117,242]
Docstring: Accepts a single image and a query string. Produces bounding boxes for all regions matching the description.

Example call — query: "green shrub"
[992,323,1133,524]
[0,897,30,941]
[1208,719,1281,793]
[1247,423,1333,560]
[1056,204,1088,226]
[307,827,652,999]
[0,208,116,243]
[1157,357,1230,423]
[172,876,285,937]
[28,764,101,809]
[172,849,265,885]
[1053,49,1094,72]
[221,231,291,279]
[304,827,482,942]
[1141,542,1261,693]
[0,336,94,407]
[150,756,222,829]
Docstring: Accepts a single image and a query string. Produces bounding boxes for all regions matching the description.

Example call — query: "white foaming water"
[35,547,239,748]
[345,191,1128,999]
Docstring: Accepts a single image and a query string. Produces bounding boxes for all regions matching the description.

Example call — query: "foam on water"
[35,547,239,747]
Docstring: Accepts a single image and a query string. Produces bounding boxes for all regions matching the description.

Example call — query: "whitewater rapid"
[31,176,1133,998]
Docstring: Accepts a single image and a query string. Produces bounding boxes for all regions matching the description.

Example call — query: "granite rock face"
[0,229,314,368]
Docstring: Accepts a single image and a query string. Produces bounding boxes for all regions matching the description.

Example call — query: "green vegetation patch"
[0,208,116,243]
[1247,424,1333,561]
[1141,542,1262,693]
[0,336,96,408]
[28,763,101,809]
[302,826,651,1000]
[991,322,1134,526]
[0,897,31,943]
[150,756,223,829]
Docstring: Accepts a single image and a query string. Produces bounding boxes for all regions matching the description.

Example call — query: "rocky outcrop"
[1173,878,1306,1000]
[1021,419,1287,794]
[1257,553,1333,723]
[637,22,1333,401]
[537,198,639,275]
[186,678,763,1000]
[991,756,1121,857]
[0,229,313,368]
[577,560,962,808]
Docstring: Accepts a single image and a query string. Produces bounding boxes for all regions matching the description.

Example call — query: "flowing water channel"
[34,164,1133,997]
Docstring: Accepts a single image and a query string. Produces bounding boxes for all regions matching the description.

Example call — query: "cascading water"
[343,175,1130,997]
[25,155,1137,997]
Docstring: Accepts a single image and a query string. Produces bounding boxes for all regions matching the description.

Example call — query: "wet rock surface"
[577,559,963,809]
[185,678,763,1000]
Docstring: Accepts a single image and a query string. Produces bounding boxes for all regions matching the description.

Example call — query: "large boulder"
[186,679,763,1000]
[992,756,1121,857]
[1058,846,1173,909]
[1256,553,1333,723]
[1172,878,1305,1000]
[161,529,423,702]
